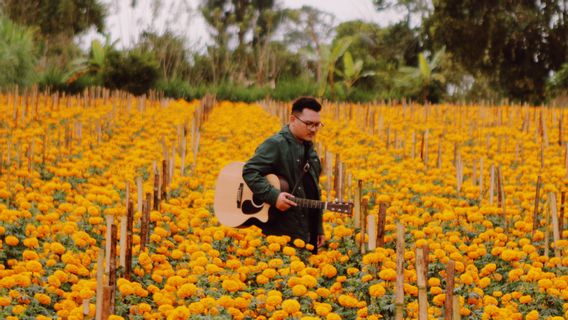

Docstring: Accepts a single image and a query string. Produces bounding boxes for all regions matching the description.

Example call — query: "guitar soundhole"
[241,194,265,215]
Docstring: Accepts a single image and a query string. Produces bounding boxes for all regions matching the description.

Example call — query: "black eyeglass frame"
[292,114,324,130]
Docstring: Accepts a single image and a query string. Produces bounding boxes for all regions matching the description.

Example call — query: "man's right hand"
[275,192,297,211]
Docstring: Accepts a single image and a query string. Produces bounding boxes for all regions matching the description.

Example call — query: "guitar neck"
[291,197,327,210]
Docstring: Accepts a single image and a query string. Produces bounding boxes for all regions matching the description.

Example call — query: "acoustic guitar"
[214,162,354,228]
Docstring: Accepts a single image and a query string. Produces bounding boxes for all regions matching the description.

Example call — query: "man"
[242,97,325,253]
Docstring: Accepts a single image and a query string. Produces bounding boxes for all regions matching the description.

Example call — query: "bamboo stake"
[120,213,127,268]
[367,214,377,250]
[549,192,561,258]
[545,199,550,258]
[153,166,160,211]
[411,131,416,159]
[532,176,542,239]
[456,153,463,197]
[445,260,456,320]
[105,216,114,274]
[416,247,428,320]
[326,150,333,197]
[136,177,143,214]
[95,249,104,320]
[489,165,495,205]
[181,125,187,176]
[354,180,362,228]
[360,198,368,254]
[125,200,134,280]
[395,223,405,320]
[377,202,387,247]
[498,165,507,231]
[83,299,90,317]
[561,191,566,239]
[452,296,461,320]
[437,134,442,169]
[109,224,117,314]
[162,159,168,200]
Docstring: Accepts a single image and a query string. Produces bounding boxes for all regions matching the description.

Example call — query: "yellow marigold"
[5,236,19,246]
[315,303,332,316]
[177,283,198,299]
[108,316,124,320]
[525,310,539,320]
[222,279,240,292]
[292,284,307,296]
[378,268,397,281]
[22,250,39,260]
[26,260,43,273]
[321,264,337,278]
[283,246,296,256]
[23,237,39,248]
[338,294,358,308]
[34,293,51,305]
[293,239,305,248]
[316,287,331,299]
[538,278,553,290]
[433,293,446,306]
[266,295,282,307]
[282,299,301,314]
[369,283,386,297]
[0,296,11,306]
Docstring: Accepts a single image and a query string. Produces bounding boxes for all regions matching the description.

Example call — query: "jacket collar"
[280,125,313,148]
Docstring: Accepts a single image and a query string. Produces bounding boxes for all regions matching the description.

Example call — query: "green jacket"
[242,125,323,242]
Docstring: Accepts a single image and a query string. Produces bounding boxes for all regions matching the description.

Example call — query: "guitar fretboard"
[291,197,326,209]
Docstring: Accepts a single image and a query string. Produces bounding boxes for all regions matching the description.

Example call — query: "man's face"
[290,108,322,142]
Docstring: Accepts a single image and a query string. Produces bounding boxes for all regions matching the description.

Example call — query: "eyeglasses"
[294,116,324,130]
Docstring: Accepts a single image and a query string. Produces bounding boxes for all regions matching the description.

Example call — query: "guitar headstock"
[327,202,354,214]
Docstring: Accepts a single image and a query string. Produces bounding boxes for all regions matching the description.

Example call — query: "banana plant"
[65,35,117,85]
[317,36,353,97]
[335,51,375,98]
[396,47,446,102]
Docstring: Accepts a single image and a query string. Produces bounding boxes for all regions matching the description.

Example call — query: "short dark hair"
[292,96,322,114]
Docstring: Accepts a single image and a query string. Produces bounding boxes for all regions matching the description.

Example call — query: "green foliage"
[102,50,161,96]
[1,0,105,38]
[156,78,207,101]
[0,14,37,88]
[547,63,568,98]
[425,0,568,103]
[395,48,447,102]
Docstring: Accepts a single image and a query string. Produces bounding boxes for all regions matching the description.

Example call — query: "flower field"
[0,92,568,320]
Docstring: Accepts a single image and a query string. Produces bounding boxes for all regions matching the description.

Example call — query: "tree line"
[1,0,567,104]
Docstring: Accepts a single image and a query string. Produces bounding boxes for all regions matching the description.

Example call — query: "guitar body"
[214,162,281,228]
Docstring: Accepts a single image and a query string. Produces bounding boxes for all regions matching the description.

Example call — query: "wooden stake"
[395,223,405,320]
[136,177,143,214]
[416,247,428,320]
[125,200,134,280]
[162,159,168,200]
[489,165,495,205]
[445,260,456,320]
[120,215,127,268]
[105,216,114,274]
[549,192,561,258]
[532,176,542,239]
[377,202,387,247]
[109,224,117,314]
[354,180,362,228]
[367,214,377,250]
[153,167,160,211]
[360,198,368,254]
[561,191,565,239]
[95,249,104,320]
[452,295,461,320]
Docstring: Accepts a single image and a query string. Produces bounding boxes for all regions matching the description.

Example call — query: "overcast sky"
[78,0,405,50]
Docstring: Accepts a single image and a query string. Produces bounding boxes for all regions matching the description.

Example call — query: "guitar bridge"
[237,183,243,209]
